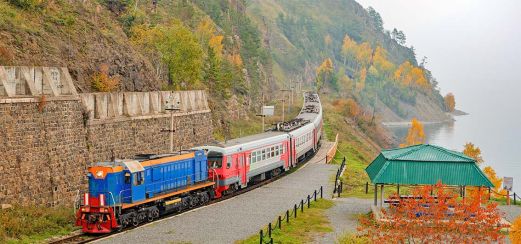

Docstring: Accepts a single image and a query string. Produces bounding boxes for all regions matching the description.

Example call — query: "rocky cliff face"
[0,1,159,92]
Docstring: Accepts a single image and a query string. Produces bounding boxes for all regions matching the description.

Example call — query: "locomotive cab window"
[226,156,232,169]
[124,172,131,184]
[133,171,144,186]
[207,151,223,169]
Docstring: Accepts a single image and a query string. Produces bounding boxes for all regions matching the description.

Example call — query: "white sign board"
[262,106,274,116]
[503,177,513,192]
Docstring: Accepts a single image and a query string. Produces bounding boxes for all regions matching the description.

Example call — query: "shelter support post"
[374,184,378,206]
[397,184,400,196]
[380,184,384,207]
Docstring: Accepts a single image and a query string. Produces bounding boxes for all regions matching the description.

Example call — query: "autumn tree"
[373,46,394,76]
[511,215,521,244]
[195,16,215,47]
[483,166,507,198]
[316,58,334,91]
[400,118,425,147]
[91,64,119,92]
[131,20,204,89]
[394,61,430,91]
[359,183,504,243]
[444,93,456,112]
[355,42,373,68]
[341,34,356,65]
[463,142,483,163]
[209,35,224,60]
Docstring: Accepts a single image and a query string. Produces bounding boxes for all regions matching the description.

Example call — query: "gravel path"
[97,144,337,244]
[499,205,521,223]
[313,197,372,243]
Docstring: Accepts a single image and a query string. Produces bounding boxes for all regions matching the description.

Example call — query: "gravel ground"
[314,197,372,243]
[499,205,521,222]
[97,144,337,244]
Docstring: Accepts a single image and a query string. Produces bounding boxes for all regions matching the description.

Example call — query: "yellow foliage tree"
[91,64,119,92]
[341,34,356,65]
[355,42,373,68]
[195,16,215,46]
[355,67,367,92]
[400,118,425,147]
[316,58,334,90]
[483,166,507,198]
[345,98,360,119]
[373,46,394,75]
[444,93,456,112]
[511,215,521,244]
[394,61,430,90]
[209,35,224,59]
[463,142,483,164]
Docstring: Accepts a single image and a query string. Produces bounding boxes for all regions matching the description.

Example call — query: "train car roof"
[195,131,288,155]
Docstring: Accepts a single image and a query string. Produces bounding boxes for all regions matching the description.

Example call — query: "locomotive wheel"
[132,217,139,227]
[189,195,198,207]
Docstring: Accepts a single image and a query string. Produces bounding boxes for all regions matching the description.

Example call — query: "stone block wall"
[0,91,213,206]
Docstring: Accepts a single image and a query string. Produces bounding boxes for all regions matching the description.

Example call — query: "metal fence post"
[270,238,273,244]
[301,199,304,212]
[320,186,323,198]
[278,216,282,229]
[314,190,317,201]
[294,204,297,218]
[365,182,369,194]
[268,222,272,238]
[307,195,311,208]
[259,229,263,244]
[286,210,289,223]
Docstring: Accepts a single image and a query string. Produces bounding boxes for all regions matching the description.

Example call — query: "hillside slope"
[247,0,450,122]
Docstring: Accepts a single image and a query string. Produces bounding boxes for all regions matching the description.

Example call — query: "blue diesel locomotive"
[76,150,215,233]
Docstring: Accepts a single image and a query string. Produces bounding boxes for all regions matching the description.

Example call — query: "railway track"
[49,150,322,244]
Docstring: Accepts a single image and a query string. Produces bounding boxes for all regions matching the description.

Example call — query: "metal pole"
[282,99,285,122]
[397,184,400,196]
[169,110,174,152]
[314,190,317,201]
[259,229,263,244]
[286,210,289,223]
[320,186,323,198]
[294,204,297,218]
[278,216,282,229]
[366,182,369,194]
[380,184,384,207]
[307,195,310,208]
[301,199,304,212]
[262,115,265,132]
[268,222,272,237]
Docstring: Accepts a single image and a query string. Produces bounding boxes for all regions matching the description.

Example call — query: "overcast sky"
[356,0,521,114]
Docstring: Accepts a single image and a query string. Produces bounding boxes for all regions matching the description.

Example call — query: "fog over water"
[357,0,521,190]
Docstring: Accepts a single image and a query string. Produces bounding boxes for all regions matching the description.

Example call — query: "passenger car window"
[226,156,232,169]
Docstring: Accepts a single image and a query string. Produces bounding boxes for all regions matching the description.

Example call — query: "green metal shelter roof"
[365,144,493,187]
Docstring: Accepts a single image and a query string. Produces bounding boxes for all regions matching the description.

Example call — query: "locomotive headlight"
[96,171,103,178]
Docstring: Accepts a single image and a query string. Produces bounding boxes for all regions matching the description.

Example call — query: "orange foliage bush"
[483,166,507,198]
[359,183,504,243]
[91,64,120,92]
[511,215,521,244]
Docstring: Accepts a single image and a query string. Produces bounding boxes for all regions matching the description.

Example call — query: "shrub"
[91,64,120,92]
[8,0,44,10]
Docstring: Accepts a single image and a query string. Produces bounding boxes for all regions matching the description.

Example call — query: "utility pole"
[280,88,291,118]
[163,95,180,153]
[279,98,286,122]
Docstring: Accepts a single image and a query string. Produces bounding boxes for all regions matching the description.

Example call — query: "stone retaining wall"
[0,91,213,206]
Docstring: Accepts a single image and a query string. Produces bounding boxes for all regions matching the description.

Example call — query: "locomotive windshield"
[207,151,223,169]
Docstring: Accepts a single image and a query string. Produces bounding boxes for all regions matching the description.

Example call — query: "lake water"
[388,114,520,192]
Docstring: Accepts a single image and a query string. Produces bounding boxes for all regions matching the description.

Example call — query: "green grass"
[238,199,334,244]
[0,205,78,243]
[337,232,369,244]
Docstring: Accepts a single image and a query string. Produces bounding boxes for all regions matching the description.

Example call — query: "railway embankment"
[0,66,213,207]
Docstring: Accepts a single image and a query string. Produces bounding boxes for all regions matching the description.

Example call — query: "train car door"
[239,154,248,187]
[122,160,146,202]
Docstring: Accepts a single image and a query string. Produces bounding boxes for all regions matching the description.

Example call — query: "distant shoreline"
[382,110,468,127]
